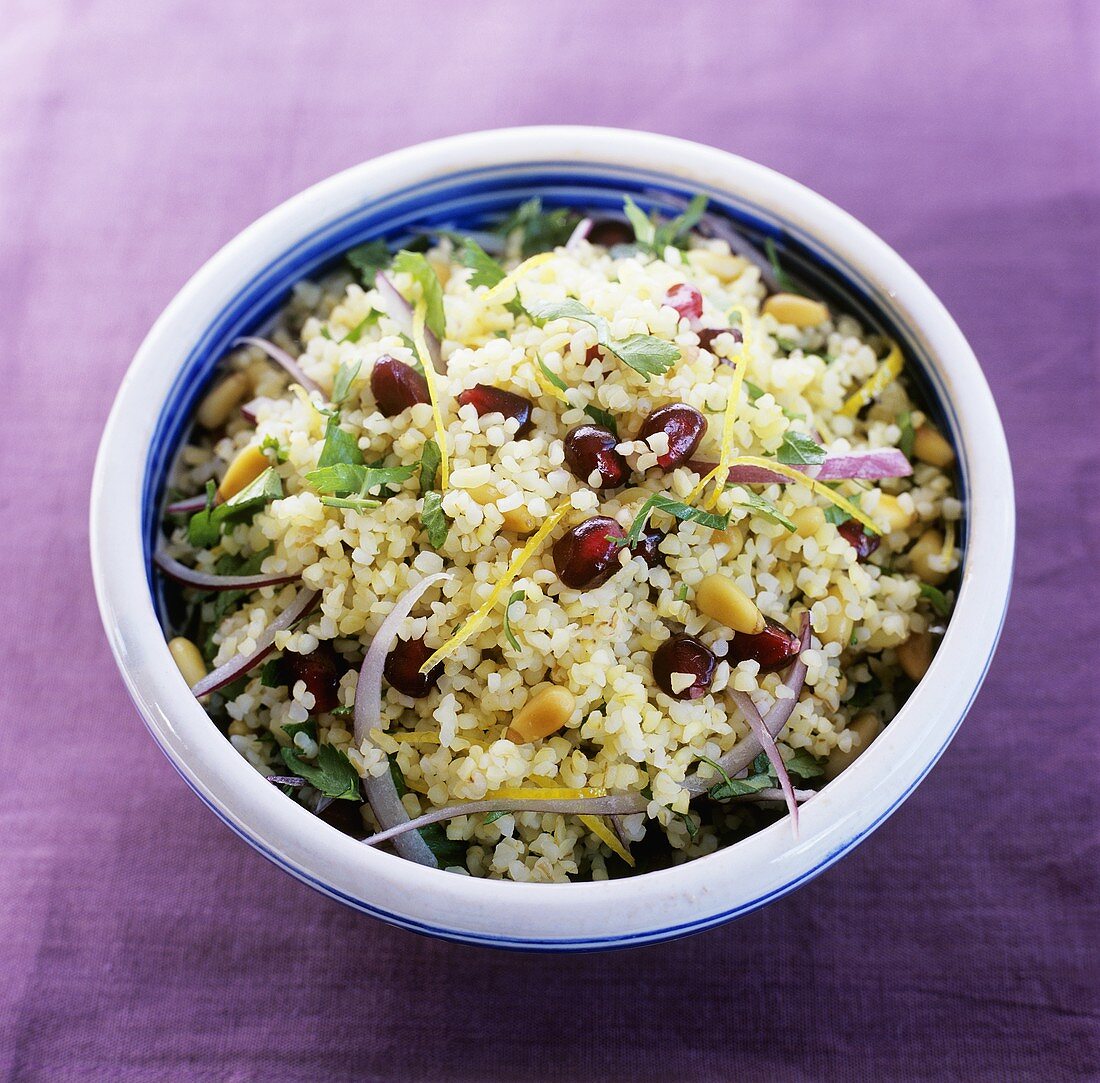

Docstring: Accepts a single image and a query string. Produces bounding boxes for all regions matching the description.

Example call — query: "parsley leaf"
[503,589,525,651]
[346,240,390,285]
[897,411,915,459]
[341,310,380,345]
[421,490,449,548]
[281,744,361,801]
[316,414,364,468]
[709,771,774,800]
[732,489,796,532]
[283,719,317,744]
[305,462,416,496]
[188,467,283,548]
[497,197,580,258]
[527,298,679,381]
[623,194,708,254]
[744,380,804,422]
[419,438,442,495]
[392,251,446,341]
[777,431,827,466]
[388,756,468,864]
[460,237,507,290]
[261,435,288,463]
[260,658,282,687]
[919,582,951,617]
[331,359,363,405]
[618,493,729,548]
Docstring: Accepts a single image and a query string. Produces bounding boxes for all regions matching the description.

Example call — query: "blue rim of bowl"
[141,161,996,950]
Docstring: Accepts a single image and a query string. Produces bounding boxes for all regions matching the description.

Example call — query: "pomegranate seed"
[588,219,634,247]
[370,356,429,417]
[584,344,603,365]
[282,642,344,713]
[552,516,626,589]
[664,283,703,322]
[637,403,707,469]
[630,525,666,568]
[456,384,534,436]
[653,633,716,700]
[697,326,743,354]
[384,636,443,698]
[563,424,629,489]
[838,519,880,562]
[727,616,801,674]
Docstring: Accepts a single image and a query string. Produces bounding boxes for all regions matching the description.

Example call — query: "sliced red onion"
[729,689,800,835]
[565,217,593,251]
[154,549,300,592]
[353,572,451,867]
[234,336,322,396]
[374,271,443,373]
[189,586,321,698]
[737,787,816,804]
[267,775,306,787]
[687,448,912,486]
[165,494,208,515]
[240,396,273,425]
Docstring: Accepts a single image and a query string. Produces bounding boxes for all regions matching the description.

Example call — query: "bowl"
[90,126,1013,951]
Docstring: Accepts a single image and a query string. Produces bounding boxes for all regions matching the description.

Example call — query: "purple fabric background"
[1,1,1097,1079]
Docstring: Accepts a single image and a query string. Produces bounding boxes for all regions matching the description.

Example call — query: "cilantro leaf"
[732,489,796,532]
[919,582,951,617]
[188,467,283,548]
[619,493,729,548]
[392,251,446,341]
[260,658,282,687]
[281,744,361,800]
[421,490,450,548]
[623,194,708,254]
[527,298,679,381]
[419,438,442,495]
[460,238,507,290]
[823,489,861,527]
[316,414,364,468]
[777,431,827,466]
[497,197,580,258]
[346,240,390,284]
[305,463,416,496]
[331,359,363,405]
[709,771,774,800]
[503,589,525,651]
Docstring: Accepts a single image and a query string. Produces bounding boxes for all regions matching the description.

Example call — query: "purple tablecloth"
[1,2,1097,1079]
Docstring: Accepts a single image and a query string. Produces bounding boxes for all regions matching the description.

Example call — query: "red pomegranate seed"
[370,356,429,417]
[456,384,534,436]
[563,424,628,489]
[697,326,743,354]
[552,516,626,589]
[384,636,443,698]
[664,283,703,322]
[838,519,880,562]
[653,634,716,700]
[588,219,634,247]
[637,403,708,469]
[630,525,666,568]
[727,616,801,674]
[584,344,603,365]
[282,642,344,714]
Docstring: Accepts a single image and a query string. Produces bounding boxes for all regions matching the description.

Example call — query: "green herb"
[497,197,580,258]
[305,462,416,496]
[919,582,951,617]
[777,431,827,466]
[200,546,273,660]
[824,489,861,527]
[260,658,282,687]
[331,359,363,405]
[775,335,799,353]
[583,405,619,436]
[418,438,442,495]
[331,704,354,718]
[261,435,288,463]
[698,755,733,787]
[731,489,796,532]
[503,589,525,651]
[764,237,802,294]
[623,193,708,254]
[709,770,774,801]
[618,493,729,548]
[392,250,446,340]
[848,675,881,709]
[342,310,380,345]
[676,811,700,840]
[782,749,824,780]
[676,583,689,601]
[346,240,390,284]
[537,355,569,394]
[622,196,656,250]
[188,467,283,548]
[421,490,449,548]
[527,298,680,381]
[459,237,507,290]
[283,719,318,745]
[744,380,803,421]
[316,414,364,468]
[388,757,468,864]
[897,411,915,459]
[484,809,510,825]
[320,496,383,511]
[280,744,361,800]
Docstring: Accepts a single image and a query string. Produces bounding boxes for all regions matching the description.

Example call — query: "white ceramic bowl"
[90,127,1013,950]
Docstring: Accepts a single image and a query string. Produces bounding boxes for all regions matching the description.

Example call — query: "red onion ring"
[374,271,443,373]
[189,586,321,698]
[729,690,800,835]
[165,494,208,515]
[353,572,451,867]
[233,336,322,396]
[154,549,300,592]
[687,448,912,486]
[565,217,593,251]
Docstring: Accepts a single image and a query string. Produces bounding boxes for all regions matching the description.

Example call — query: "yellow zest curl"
[419,499,572,673]
[531,358,569,403]
[482,252,555,304]
[412,301,450,488]
[528,777,636,866]
[840,342,903,418]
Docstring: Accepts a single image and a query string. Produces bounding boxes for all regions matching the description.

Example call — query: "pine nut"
[909,529,948,585]
[913,424,955,468]
[506,687,576,743]
[762,293,829,328]
[875,493,915,533]
[197,373,249,430]
[823,710,882,781]
[696,574,765,634]
[897,631,934,682]
[791,506,825,538]
[168,637,207,687]
[218,445,270,500]
[501,506,537,535]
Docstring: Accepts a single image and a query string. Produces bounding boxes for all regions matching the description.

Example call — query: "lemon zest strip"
[726,456,881,534]
[482,251,555,304]
[528,777,635,866]
[839,342,903,418]
[419,499,572,673]
[531,359,569,403]
[412,301,450,488]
